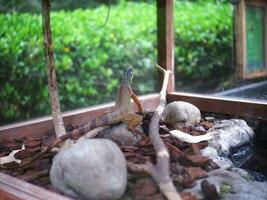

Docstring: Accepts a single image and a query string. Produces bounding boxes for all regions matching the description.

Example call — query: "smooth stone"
[97,123,141,146]
[162,101,201,129]
[201,146,233,169]
[50,138,127,200]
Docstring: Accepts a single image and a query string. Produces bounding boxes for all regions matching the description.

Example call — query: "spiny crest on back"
[123,67,134,84]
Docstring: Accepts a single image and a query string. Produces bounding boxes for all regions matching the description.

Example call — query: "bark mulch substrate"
[0,116,219,200]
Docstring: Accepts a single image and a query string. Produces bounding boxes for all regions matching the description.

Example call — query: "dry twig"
[0,144,25,165]
[170,130,217,143]
[128,64,181,200]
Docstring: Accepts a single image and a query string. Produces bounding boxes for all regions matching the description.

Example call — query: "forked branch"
[128,64,181,200]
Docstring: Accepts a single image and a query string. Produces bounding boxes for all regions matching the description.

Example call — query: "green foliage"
[174,1,232,81]
[0,2,156,124]
[0,1,232,124]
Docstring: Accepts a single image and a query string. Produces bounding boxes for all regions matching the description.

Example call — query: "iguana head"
[123,67,134,84]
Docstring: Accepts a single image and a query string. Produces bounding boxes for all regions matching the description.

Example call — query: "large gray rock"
[98,123,141,146]
[162,101,201,129]
[50,139,127,200]
[210,119,254,155]
[201,119,254,169]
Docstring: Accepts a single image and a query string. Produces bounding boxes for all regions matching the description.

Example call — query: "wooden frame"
[0,94,160,141]
[1,0,267,199]
[157,0,174,92]
[235,0,267,79]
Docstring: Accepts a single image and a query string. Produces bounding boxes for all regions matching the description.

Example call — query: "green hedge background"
[0,0,232,124]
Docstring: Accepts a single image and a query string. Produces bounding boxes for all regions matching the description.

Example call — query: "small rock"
[162,101,201,129]
[50,139,127,200]
[98,123,142,146]
[201,180,218,200]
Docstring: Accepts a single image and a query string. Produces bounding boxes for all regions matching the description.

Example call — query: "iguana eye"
[124,67,133,79]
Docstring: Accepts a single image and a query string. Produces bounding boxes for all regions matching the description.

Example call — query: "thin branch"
[42,0,66,138]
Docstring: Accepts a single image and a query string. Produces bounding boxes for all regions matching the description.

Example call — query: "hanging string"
[94,0,111,29]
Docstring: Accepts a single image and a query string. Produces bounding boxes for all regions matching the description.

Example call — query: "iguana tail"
[49,111,122,149]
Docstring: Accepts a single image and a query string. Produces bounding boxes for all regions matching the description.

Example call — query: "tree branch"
[129,64,181,200]
[42,0,66,138]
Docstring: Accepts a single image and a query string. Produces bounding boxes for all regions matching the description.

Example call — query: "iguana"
[0,67,143,169]
[49,67,143,149]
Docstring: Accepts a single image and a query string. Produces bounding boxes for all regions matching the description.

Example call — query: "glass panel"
[246,4,265,72]
[0,0,156,125]
[174,0,267,103]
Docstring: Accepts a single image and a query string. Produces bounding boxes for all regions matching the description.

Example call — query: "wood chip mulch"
[0,117,219,200]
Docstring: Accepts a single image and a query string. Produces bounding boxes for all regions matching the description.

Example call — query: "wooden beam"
[0,172,72,200]
[157,0,174,92]
[0,94,159,141]
[235,0,246,79]
[167,92,267,120]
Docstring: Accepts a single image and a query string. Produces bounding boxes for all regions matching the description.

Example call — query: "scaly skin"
[50,67,143,148]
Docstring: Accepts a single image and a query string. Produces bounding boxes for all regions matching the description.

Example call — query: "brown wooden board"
[0,94,159,142]
[0,172,72,200]
[167,92,267,120]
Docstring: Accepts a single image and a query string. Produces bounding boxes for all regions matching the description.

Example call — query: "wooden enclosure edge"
[167,92,267,120]
[0,94,160,142]
[1,93,267,199]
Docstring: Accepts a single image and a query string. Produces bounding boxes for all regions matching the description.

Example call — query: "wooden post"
[157,0,174,93]
[235,0,246,78]
[42,0,66,138]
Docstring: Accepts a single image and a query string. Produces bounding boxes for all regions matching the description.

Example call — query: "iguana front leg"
[131,93,142,112]
[127,86,142,112]
[122,113,143,132]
